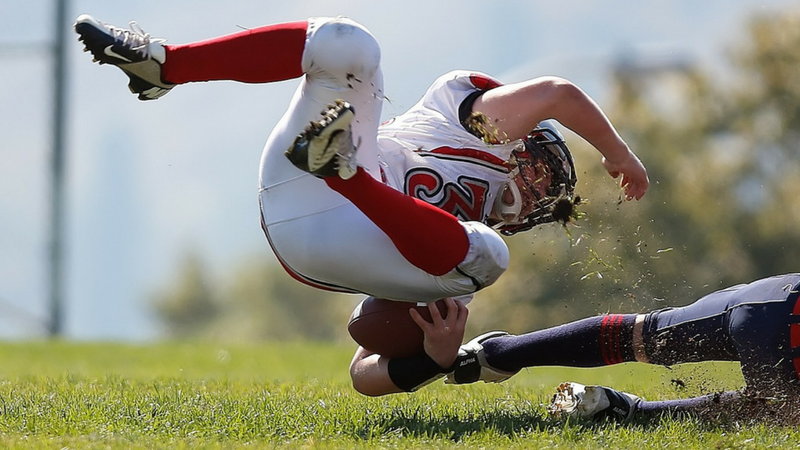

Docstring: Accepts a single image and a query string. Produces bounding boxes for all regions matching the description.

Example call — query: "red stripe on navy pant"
[601,314,624,365]
[613,314,625,363]
[600,315,612,365]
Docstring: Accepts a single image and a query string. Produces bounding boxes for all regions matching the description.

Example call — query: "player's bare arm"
[349,298,468,396]
[474,76,649,200]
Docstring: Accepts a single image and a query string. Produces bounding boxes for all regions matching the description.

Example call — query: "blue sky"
[1,0,797,340]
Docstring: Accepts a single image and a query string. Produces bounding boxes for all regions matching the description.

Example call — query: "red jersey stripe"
[427,146,509,169]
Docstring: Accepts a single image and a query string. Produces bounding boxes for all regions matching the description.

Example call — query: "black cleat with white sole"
[74,14,174,100]
[285,100,358,179]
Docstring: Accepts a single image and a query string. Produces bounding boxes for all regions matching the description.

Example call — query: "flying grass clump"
[463,111,509,144]
[552,195,584,226]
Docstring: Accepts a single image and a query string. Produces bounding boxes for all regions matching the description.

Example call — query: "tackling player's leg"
[548,382,754,423]
[445,314,639,385]
[548,382,641,422]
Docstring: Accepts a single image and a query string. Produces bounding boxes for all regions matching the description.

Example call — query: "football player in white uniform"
[75,15,649,395]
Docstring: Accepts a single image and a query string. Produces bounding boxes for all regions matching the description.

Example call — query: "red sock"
[161,21,308,84]
[325,169,469,276]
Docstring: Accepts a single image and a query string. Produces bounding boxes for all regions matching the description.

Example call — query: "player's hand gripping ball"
[347,297,448,358]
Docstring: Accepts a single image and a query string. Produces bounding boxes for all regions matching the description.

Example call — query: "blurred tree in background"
[470,8,800,333]
[152,9,800,341]
[151,252,219,336]
[151,253,359,343]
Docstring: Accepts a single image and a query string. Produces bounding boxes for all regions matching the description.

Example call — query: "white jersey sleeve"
[377,70,522,223]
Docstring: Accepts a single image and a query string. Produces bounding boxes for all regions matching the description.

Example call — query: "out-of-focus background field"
[1,340,784,450]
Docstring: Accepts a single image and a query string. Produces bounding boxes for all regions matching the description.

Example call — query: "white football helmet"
[493,120,577,235]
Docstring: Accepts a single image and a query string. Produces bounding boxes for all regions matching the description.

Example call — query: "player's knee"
[458,221,509,289]
[303,17,381,86]
[350,377,382,397]
[348,364,369,395]
[349,360,386,397]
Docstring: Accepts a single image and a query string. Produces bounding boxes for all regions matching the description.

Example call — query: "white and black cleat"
[74,14,174,100]
[285,100,358,179]
[444,331,518,384]
[548,382,641,422]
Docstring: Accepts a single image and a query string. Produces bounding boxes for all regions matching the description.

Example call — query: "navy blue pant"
[642,273,800,391]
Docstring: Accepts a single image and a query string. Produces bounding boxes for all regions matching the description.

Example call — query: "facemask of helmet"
[493,120,577,236]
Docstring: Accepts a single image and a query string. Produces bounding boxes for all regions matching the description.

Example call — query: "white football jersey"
[377,70,521,223]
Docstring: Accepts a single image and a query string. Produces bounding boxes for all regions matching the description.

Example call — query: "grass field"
[0,340,797,449]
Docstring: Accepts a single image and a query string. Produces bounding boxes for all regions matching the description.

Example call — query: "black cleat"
[445,331,518,384]
[74,14,174,100]
[285,100,358,179]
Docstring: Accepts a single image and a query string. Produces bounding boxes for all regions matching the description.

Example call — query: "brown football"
[347,297,449,358]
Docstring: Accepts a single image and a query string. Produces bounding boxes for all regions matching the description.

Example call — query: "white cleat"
[548,381,641,422]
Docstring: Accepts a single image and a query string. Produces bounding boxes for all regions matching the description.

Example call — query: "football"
[347,297,449,358]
